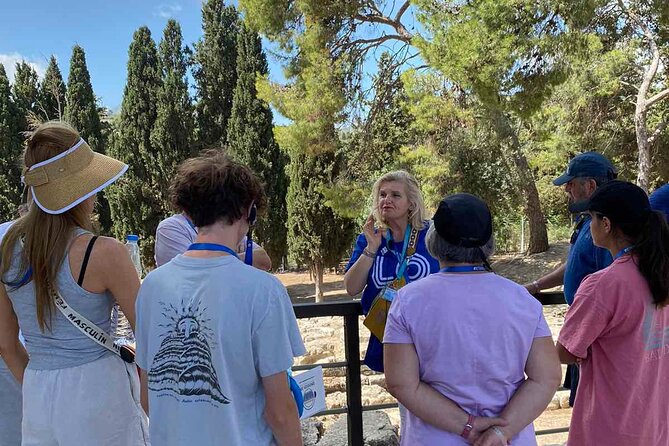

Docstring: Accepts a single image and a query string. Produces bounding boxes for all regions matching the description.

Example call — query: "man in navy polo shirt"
[524,152,616,406]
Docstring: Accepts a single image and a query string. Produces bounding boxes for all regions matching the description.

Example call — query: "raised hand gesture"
[362,214,383,253]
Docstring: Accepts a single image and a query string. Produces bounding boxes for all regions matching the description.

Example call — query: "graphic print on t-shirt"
[148,300,230,406]
[643,303,669,360]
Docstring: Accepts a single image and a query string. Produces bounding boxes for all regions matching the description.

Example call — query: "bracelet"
[460,414,475,439]
[491,426,508,444]
[362,248,377,258]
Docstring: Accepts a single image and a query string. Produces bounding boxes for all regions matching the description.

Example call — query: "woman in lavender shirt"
[384,193,561,445]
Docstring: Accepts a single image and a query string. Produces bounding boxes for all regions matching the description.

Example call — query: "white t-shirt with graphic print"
[135,254,305,446]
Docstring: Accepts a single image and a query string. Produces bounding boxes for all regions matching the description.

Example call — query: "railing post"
[344,313,364,446]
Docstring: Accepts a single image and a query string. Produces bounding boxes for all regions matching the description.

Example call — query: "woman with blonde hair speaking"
[0,121,149,445]
[344,170,440,372]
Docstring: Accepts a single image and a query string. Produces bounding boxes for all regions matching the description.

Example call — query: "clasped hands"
[466,417,510,446]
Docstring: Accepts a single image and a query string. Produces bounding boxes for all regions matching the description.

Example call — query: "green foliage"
[226,23,288,265]
[107,27,163,266]
[286,150,356,273]
[257,18,355,294]
[12,61,39,130]
[324,52,414,223]
[151,19,194,210]
[0,64,22,221]
[64,46,103,153]
[193,0,239,150]
[37,56,66,121]
[258,23,348,155]
[415,0,593,117]
[63,45,112,233]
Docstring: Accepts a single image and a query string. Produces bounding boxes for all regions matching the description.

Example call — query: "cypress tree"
[193,0,238,150]
[150,19,194,209]
[0,64,22,221]
[63,46,112,233]
[227,23,288,266]
[107,26,163,265]
[37,56,66,121]
[12,61,39,131]
[286,150,356,300]
[64,46,103,153]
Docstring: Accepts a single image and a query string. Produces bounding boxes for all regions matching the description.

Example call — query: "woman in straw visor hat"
[0,121,149,445]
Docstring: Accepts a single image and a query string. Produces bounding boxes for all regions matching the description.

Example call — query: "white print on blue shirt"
[371,247,434,289]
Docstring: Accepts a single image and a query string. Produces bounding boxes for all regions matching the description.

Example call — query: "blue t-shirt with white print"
[346,221,439,371]
[135,254,305,446]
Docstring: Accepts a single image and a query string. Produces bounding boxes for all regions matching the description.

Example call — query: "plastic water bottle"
[125,234,143,277]
[111,235,142,345]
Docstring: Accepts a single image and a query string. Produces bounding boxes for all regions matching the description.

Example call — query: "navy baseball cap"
[569,181,651,226]
[553,152,617,186]
[433,193,493,248]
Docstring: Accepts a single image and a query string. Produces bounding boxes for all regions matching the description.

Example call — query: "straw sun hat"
[21,138,128,215]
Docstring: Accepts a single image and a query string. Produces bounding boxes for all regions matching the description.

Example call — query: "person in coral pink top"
[558,181,669,446]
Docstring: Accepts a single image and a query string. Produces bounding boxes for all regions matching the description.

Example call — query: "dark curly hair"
[169,150,267,228]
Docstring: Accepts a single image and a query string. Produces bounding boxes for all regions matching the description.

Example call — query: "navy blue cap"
[433,193,493,248]
[569,181,651,226]
[553,152,617,186]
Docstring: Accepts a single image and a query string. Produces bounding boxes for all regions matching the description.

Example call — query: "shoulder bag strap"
[51,287,135,363]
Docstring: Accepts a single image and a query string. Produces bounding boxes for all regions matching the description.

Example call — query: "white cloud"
[155,3,183,19]
[0,53,47,83]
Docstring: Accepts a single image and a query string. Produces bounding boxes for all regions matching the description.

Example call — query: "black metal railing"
[293,291,569,445]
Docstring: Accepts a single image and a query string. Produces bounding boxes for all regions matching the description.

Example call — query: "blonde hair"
[1,121,92,332]
[371,170,427,230]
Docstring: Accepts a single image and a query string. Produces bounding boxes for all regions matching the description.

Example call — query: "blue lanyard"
[440,265,488,273]
[615,246,633,260]
[244,232,253,266]
[385,225,411,280]
[187,243,239,259]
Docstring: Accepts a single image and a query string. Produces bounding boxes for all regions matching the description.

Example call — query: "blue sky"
[1,0,423,121]
[0,0,258,112]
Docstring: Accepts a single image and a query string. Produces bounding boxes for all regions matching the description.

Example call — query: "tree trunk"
[313,262,324,303]
[635,106,651,192]
[490,109,549,254]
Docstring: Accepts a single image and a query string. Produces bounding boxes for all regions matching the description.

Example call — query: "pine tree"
[0,64,22,221]
[12,61,39,131]
[258,24,356,299]
[150,19,194,209]
[366,52,412,173]
[107,27,163,265]
[193,0,238,150]
[37,56,66,121]
[227,23,288,266]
